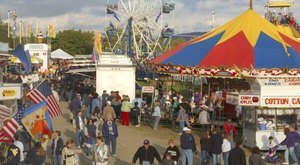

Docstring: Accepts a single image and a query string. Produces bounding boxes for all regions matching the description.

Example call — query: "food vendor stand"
[241,76,300,150]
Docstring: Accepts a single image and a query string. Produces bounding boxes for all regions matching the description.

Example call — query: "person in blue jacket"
[102,116,118,156]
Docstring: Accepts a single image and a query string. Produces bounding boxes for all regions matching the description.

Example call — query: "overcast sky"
[0,0,298,34]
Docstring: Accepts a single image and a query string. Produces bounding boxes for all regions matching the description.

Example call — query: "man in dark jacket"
[102,116,118,156]
[211,129,223,165]
[132,140,162,165]
[180,127,197,165]
[228,140,246,165]
[51,130,64,165]
[75,111,85,148]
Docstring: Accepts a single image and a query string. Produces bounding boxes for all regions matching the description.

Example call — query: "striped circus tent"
[148,9,300,77]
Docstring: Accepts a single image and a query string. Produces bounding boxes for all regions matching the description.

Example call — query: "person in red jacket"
[223,118,237,147]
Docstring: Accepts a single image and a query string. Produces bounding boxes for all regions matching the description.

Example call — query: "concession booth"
[241,76,300,150]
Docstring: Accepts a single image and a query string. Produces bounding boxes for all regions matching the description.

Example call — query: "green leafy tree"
[51,29,94,55]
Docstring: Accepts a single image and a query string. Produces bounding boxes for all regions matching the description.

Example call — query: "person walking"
[13,134,24,165]
[228,140,246,165]
[222,134,231,165]
[132,139,162,165]
[248,146,265,165]
[177,105,185,135]
[102,101,116,121]
[163,139,180,164]
[223,118,237,147]
[102,116,118,156]
[75,111,85,148]
[181,101,192,128]
[51,130,64,165]
[200,131,212,165]
[70,93,82,121]
[289,125,300,162]
[152,101,161,130]
[84,119,97,155]
[121,95,132,126]
[281,127,298,165]
[211,129,223,165]
[198,108,210,131]
[62,139,80,165]
[180,127,197,165]
[91,136,109,165]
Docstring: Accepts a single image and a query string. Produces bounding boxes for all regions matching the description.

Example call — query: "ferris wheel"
[105,0,175,59]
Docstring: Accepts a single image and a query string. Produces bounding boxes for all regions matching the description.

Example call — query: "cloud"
[0,0,299,35]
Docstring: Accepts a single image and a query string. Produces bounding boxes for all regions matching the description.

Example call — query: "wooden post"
[250,0,253,10]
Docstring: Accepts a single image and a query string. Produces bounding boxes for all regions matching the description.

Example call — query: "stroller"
[262,145,280,164]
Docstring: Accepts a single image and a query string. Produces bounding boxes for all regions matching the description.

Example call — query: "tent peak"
[250,0,253,10]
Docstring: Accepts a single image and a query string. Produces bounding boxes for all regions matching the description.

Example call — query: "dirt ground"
[45,102,275,165]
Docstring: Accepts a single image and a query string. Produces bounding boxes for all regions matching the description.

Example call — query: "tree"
[51,29,94,55]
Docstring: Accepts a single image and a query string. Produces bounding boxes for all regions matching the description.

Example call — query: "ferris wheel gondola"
[104,0,175,59]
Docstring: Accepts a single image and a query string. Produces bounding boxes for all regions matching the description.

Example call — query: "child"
[131,102,141,127]
[222,134,231,165]
[263,136,278,164]
[162,153,175,165]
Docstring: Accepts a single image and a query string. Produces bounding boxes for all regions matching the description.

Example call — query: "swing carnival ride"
[104,0,175,60]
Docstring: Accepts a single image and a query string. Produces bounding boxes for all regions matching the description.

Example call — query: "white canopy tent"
[51,49,74,60]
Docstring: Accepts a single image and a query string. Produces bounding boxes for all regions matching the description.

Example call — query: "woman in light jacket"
[152,101,161,130]
[62,139,80,165]
[91,136,109,165]
[198,108,210,131]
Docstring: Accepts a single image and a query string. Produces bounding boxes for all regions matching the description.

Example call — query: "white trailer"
[96,54,135,100]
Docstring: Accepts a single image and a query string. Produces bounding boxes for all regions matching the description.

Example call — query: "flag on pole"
[113,12,120,22]
[155,12,161,23]
[12,44,32,73]
[21,101,53,141]
[19,21,24,43]
[13,105,26,125]
[0,104,11,121]
[92,32,102,62]
[26,80,62,118]
[0,118,20,143]
[26,23,32,38]
[47,24,56,38]
[35,23,40,37]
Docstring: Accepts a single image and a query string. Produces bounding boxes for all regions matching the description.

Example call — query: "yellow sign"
[2,89,16,97]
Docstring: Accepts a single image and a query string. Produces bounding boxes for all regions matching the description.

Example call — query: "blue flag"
[156,12,161,23]
[12,44,32,73]
[113,12,120,22]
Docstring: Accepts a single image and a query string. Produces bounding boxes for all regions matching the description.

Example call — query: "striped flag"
[0,118,20,143]
[92,32,102,62]
[0,104,11,121]
[26,80,62,118]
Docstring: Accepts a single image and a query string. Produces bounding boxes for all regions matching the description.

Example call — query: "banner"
[21,101,53,142]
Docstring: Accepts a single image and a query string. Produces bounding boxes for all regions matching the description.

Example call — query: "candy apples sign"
[238,95,260,106]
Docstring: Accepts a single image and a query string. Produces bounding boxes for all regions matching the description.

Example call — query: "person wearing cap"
[132,140,162,165]
[131,102,141,127]
[103,101,116,121]
[180,127,196,165]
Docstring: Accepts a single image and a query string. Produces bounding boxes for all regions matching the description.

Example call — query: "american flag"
[13,105,25,125]
[0,118,19,143]
[0,104,11,121]
[26,80,62,118]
